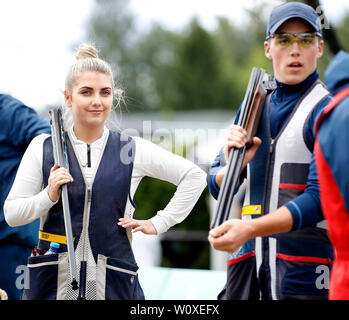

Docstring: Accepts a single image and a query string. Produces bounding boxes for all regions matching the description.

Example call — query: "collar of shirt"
[269,70,319,138]
[274,70,319,100]
[69,125,109,169]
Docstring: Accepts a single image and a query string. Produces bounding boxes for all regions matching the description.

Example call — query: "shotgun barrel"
[211,68,275,228]
[49,107,79,291]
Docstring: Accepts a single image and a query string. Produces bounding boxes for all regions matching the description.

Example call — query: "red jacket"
[315,86,349,300]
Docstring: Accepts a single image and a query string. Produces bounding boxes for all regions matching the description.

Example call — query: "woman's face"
[65,71,113,131]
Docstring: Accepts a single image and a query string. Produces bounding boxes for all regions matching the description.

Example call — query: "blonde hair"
[65,44,115,94]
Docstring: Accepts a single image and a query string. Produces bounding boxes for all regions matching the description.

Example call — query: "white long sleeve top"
[4,126,207,235]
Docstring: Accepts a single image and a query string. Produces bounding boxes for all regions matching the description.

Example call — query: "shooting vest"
[315,87,349,300]
[22,130,145,300]
[225,80,334,300]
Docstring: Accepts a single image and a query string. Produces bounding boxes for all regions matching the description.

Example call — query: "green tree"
[166,19,229,111]
[337,14,349,52]
[132,24,183,112]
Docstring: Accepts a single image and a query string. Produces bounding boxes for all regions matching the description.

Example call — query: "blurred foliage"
[84,0,349,112]
[83,0,349,269]
[85,0,279,113]
[337,14,349,52]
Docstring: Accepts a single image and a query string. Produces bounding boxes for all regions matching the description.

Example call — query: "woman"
[4,44,207,300]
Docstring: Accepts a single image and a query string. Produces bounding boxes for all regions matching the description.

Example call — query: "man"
[0,94,50,299]
[315,51,349,300]
[207,2,333,300]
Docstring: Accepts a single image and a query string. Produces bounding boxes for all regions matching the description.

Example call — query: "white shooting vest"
[267,80,330,299]
[241,80,330,300]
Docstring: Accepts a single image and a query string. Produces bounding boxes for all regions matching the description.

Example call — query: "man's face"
[264,19,323,85]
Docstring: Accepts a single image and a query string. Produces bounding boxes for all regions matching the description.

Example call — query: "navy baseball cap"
[266,2,322,37]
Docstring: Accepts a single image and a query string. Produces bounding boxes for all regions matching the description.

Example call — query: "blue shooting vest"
[22,130,145,300]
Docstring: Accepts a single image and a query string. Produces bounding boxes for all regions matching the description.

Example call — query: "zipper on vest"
[263,138,276,214]
[87,144,91,168]
[77,186,92,298]
[259,137,276,299]
[87,188,92,203]
[269,139,275,154]
[77,261,87,300]
[81,187,92,264]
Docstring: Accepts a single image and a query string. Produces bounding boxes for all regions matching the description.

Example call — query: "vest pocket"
[278,163,309,207]
[97,254,144,300]
[224,241,259,300]
[276,253,332,299]
[22,254,59,300]
[225,252,259,300]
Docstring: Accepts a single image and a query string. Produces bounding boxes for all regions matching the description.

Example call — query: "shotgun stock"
[211,68,276,228]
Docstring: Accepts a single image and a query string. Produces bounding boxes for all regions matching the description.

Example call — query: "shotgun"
[49,107,79,291]
[211,68,276,228]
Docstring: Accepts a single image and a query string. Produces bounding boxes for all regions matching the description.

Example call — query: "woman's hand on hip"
[118,217,157,235]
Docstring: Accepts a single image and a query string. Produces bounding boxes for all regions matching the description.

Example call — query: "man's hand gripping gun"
[211,68,276,228]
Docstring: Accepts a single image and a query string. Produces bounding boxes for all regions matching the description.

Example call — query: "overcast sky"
[0,0,348,112]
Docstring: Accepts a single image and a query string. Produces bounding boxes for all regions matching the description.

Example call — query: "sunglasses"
[265,32,322,49]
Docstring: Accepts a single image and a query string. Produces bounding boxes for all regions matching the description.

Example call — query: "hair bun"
[75,44,99,60]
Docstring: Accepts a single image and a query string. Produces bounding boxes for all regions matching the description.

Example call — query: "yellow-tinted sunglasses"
[265,32,322,49]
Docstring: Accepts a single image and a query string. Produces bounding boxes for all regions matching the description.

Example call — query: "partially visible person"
[0,94,50,299]
[315,50,349,300]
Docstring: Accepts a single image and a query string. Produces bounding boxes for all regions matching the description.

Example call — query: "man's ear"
[64,90,72,108]
[317,39,324,59]
[264,41,272,60]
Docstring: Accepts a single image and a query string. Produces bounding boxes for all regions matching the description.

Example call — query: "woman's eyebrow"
[78,86,112,90]
[79,86,93,90]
